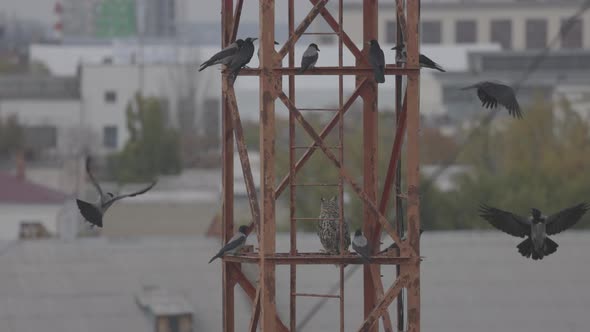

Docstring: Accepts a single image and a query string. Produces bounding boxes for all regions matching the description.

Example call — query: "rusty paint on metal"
[357,273,409,332]
[248,287,261,332]
[224,253,410,265]
[238,66,417,76]
[275,79,368,197]
[277,91,409,253]
[309,0,365,64]
[222,1,235,331]
[231,0,244,42]
[278,0,328,59]
[226,87,261,242]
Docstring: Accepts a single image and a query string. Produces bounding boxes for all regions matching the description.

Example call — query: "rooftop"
[0,171,67,204]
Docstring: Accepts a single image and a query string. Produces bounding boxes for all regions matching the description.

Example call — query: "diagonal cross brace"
[230,264,290,332]
[277,91,412,255]
[278,0,328,59]
[248,286,261,332]
[227,87,261,242]
[275,78,368,197]
[230,0,244,42]
[309,0,366,65]
[368,264,395,332]
[357,272,409,332]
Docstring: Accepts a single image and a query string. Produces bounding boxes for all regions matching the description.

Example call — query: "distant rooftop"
[0,171,67,204]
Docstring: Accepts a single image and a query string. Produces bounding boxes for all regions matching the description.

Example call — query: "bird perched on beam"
[227,37,257,83]
[479,203,589,260]
[198,39,244,72]
[461,81,522,119]
[299,43,320,73]
[391,44,446,72]
[208,225,249,263]
[76,156,157,228]
[368,39,385,83]
[352,229,371,263]
[317,196,350,254]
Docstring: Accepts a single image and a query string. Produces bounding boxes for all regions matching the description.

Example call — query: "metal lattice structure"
[219,0,421,331]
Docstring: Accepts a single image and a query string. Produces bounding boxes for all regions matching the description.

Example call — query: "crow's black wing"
[478,204,530,237]
[545,203,590,235]
[76,199,103,228]
[481,82,522,118]
[104,180,157,207]
[208,234,246,263]
[199,42,239,71]
[85,156,104,198]
[300,52,318,72]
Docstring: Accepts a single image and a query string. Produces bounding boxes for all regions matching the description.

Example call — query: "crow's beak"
[274,41,279,45]
[252,38,258,42]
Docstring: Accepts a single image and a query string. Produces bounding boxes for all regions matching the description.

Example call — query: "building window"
[491,19,512,50]
[104,90,117,103]
[526,19,547,49]
[386,20,397,44]
[24,125,57,149]
[103,125,118,148]
[561,18,582,49]
[421,20,441,44]
[455,20,477,43]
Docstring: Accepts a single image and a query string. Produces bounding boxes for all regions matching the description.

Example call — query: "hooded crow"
[299,43,320,73]
[391,44,446,72]
[368,39,385,83]
[208,225,249,263]
[199,39,244,72]
[227,37,257,83]
[479,203,589,260]
[461,81,522,119]
[76,156,157,228]
[352,229,371,263]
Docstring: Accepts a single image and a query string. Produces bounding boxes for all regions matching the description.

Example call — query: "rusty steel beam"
[248,287,261,332]
[367,264,394,332]
[225,253,409,265]
[357,272,409,332]
[288,0,297,330]
[396,0,408,44]
[231,265,289,332]
[376,92,407,241]
[278,0,328,59]
[406,1,421,331]
[221,1,235,331]
[309,0,365,63]
[277,92,409,253]
[239,66,417,76]
[259,1,278,331]
[227,87,261,241]
[231,0,244,42]
[275,79,368,198]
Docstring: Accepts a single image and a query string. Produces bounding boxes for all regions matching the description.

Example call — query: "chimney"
[16,150,25,181]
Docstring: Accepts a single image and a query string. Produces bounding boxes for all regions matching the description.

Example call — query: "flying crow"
[461,81,522,119]
[76,156,157,228]
[479,203,589,260]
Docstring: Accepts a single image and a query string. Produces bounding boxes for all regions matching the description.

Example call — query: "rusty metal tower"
[219,0,421,331]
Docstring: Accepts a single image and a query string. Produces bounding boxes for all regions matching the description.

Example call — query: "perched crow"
[208,225,249,263]
[479,203,589,260]
[461,81,522,119]
[352,229,371,263]
[391,44,446,72]
[368,39,385,83]
[299,43,320,73]
[227,37,257,83]
[76,157,157,228]
[199,39,244,72]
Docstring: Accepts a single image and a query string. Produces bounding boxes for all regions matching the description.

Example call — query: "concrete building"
[332,0,590,50]
[0,170,67,239]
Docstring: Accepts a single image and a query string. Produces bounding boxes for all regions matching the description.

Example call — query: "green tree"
[109,94,181,182]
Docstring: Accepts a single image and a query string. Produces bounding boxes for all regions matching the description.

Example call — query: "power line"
[422,0,590,192]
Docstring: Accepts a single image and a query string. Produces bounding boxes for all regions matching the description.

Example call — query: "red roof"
[0,172,67,204]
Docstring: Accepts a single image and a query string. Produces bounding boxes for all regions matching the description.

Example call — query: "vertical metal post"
[338,0,345,331]
[405,0,421,331]
[362,1,379,332]
[260,1,277,331]
[395,2,405,330]
[221,1,235,332]
[288,0,297,330]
